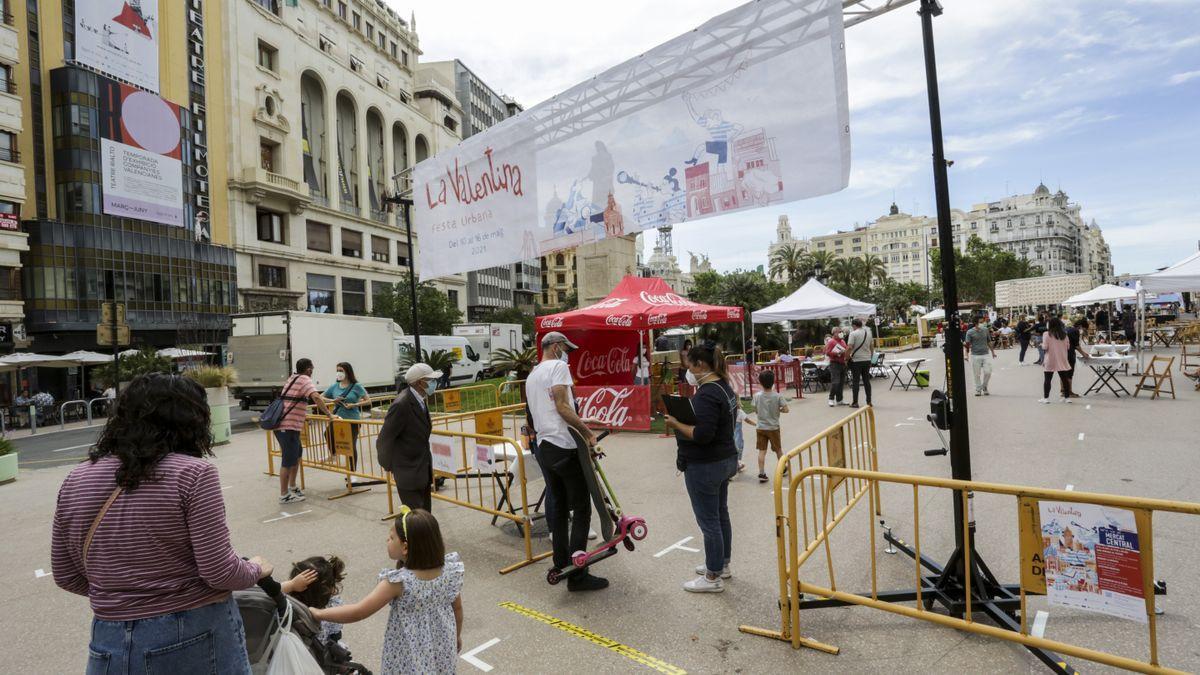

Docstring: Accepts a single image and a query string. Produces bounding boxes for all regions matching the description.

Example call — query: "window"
[401,51,409,67]
[0,64,12,94]
[352,12,360,30]
[342,278,366,315]
[379,32,387,50]
[306,221,332,252]
[256,210,284,243]
[350,56,364,73]
[371,235,390,262]
[556,273,565,284]
[0,131,16,163]
[390,41,398,59]
[258,265,286,288]
[365,23,374,39]
[397,242,410,267]
[372,280,391,306]
[338,1,347,19]
[447,289,459,308]
[254,0,280,15]
[307,274,336,313]
[341,229,362,257]
[376,74,389,90]
[555,253,564,266]
[259,139,278,172]
[256,40,277,72]
[319,34,335,54]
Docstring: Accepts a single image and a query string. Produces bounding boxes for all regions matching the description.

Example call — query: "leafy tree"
[489,347,538,379]
[768,243,810,288]
[95,349,173,387]
[807,250,838,274]
[860,254,889,286]
[372,273,463,335]
[690,269,788,351]
[864,279,934,322]
[482,306,534,339]
[398,346,457,372]
[930,235,1043,305]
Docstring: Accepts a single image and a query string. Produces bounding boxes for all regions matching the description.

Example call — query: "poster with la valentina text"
[1038,501,1147,623]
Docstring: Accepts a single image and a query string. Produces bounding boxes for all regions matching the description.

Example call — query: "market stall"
[535,276,743,431]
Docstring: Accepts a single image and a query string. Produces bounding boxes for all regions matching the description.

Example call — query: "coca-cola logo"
[639,291,695,307]
[575,387,633,428]
[605,314,634,327]
[691,309,708,321]
[583,297,627,310]
[540,316,564,328]
[647,313,668,326]
[577,347,633,380]
[726,308,741,319]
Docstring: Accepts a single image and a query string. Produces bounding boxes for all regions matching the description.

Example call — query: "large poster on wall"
[414,0,849,280]
[75,0,160,93]
[98,77,184,227]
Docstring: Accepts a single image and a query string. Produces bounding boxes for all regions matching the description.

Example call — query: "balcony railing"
[0,148,18,163]
[339,201,360,216]
[311,193,329,208]
[370,208,389,223]
[0,78,15,95]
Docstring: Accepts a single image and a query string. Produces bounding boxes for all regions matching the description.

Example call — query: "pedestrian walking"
[1039,317,1075,403]
[846,318,874,408]
[1016,315,1034,364]
[825,327,848,407]
[1033,313,1048,365]
[51,374,272,674]
[752,370,789,483]
[276,358,334,503]
[964,317,997,396]
[377,363,440,512]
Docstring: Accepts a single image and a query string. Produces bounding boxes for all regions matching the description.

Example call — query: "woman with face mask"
[824,327,849,407]
[323,362,370,473]
[665,345,739,594]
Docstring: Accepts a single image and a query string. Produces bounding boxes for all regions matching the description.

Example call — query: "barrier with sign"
[738,408,1200,674]
[429,383,499,415]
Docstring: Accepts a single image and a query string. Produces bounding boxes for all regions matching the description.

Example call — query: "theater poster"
[98,77,184,227]
[76,0,160,93]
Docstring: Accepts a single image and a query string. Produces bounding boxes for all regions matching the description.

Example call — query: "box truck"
[395,335,484,385]
[228,312,402,409]
[451,323,524,375]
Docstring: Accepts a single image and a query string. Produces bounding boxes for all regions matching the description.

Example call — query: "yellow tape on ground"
[499,601,686,674]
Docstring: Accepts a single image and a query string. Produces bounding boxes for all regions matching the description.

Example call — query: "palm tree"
[805,250,839,280]
[860,254,889,286]
[768,243,809,287]
[827,257,856,287]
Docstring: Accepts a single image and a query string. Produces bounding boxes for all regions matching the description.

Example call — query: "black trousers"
[1043,371,1072,398]
[828,361,845,402]
[396,484,432,512]
[849,361,872,405]
[1018,337,1030,362]
[538,440,593,571]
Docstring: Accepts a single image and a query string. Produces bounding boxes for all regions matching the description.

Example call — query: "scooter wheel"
[623,537,635,552]
[572,551,589,568]
[547,568,562,585]
[630,522,648,541]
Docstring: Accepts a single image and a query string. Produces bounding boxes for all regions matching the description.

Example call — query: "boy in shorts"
[752,371,790,483]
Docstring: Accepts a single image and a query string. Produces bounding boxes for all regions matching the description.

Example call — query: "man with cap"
[527,331,608,591]
[377,363,440,512]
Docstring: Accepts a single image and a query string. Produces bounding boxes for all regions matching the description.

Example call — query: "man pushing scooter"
[526,331,610,592]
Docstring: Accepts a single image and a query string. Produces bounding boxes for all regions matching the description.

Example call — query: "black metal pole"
[112,303,120,399]
[919,0,973,559]
[402,200,421,357]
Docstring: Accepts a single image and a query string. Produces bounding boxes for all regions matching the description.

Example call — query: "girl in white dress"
[311,507,464,674]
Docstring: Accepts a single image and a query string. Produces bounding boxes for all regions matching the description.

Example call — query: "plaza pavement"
[3,341,1198,674]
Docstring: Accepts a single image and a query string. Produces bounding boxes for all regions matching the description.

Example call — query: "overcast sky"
[395,0,1200,276]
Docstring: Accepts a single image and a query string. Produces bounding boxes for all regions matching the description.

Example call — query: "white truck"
[452,323,524,376]
[229,312,403,409]
[395,335,484,386]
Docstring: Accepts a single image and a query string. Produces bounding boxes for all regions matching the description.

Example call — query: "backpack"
[259,376,304,431]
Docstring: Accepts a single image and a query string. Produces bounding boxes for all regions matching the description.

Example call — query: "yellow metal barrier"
[874,334,920,350]
[429,383,500,414]
[739,409,1200,673]
[497,379,526,406]
[265,408,551,575]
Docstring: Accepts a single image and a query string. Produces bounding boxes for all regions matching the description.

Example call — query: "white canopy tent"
[921,308,945,321]
[1139,251,1200,293]
[752,278,876,323]
[157,348,214,360]
[1061,284,1138,306]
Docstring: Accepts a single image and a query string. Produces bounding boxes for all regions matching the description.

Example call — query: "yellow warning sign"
[475,410,503,436]
[442,389,462,412]
[1018,496,1046,594]
[332,420,355,457]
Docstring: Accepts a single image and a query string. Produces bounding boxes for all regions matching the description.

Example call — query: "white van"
[452,322,524,376]
[395,335,484,385]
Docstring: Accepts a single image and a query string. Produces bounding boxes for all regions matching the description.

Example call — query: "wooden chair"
[1134,355,1176,400]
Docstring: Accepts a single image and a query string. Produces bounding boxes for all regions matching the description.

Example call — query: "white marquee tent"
[1139,251,1200,293]
[752,278,876,323]
[1061,284,1138,306]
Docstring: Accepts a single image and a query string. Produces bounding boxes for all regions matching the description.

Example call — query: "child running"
[310,508,464,675]
[752,371,789,483]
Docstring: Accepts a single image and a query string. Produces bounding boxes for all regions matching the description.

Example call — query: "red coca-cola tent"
[535,276,743,431]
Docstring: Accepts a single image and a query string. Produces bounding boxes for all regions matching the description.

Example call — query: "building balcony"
[236,167,311,214]
[0,19,17,66]
[0,157,23,202]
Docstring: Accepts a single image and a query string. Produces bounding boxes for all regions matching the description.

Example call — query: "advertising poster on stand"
[75,0,160,93]
[1036,501,1148,622]
[98,77,184,227]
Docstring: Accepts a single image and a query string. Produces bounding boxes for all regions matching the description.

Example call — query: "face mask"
[335,372,345,382]
[426,379,438,394]
[685,370,699,387]
[559,349,569,364]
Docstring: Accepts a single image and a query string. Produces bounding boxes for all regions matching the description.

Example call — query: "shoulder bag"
[259,375,304,430]
[82,487,123,572]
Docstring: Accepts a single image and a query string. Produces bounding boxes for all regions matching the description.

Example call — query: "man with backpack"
[846,318,874,408]
[272,358,333,504]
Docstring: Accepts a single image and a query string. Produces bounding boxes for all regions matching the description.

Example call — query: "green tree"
[807,250,838,275]
[95,349,173,387]
[372,273,463,335]
[860,254,889,286]
[930,235,1043,305]
[483,306,534,338]
[689,269,788,351]
[768,242,810,288]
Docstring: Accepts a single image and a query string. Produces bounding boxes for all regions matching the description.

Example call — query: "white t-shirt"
[526,359,577,449]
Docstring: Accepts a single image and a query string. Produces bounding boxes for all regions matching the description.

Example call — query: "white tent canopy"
[1062,283,1138,306]
[752,278,876,323]
[1139,251,1200,293]
[0,352,74,367]
[62,350,115,364]
[920,308,945,321]
[157,348,214,360]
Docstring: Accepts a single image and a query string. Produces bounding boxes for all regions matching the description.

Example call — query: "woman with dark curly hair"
[51,373,271,673]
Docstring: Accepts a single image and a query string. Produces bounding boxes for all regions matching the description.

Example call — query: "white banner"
[414,0,849,280]
[76,0,160,93]
[99,82,184,227]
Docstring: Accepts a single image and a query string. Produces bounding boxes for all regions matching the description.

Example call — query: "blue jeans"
[684,456,737,574]
[87,596,251,674]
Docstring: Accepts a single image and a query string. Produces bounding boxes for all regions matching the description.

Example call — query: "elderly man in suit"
[377,363,440,511]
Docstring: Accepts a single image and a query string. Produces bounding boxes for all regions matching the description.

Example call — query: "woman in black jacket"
[665,345,738,593]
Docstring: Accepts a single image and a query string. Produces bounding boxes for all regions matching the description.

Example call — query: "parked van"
[452,323,524,376]
[395,335,484,385]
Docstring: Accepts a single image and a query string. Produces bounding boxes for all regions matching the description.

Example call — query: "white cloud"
[1168,70,1200,85]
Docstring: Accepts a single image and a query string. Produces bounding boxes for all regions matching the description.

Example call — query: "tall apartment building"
[223,0,467,318]
[16,1,238,369]
[541,249,576,308]
[0,8,27,353]
[421,58,539,320]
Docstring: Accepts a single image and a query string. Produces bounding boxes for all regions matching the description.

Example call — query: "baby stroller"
[235,576,371,675]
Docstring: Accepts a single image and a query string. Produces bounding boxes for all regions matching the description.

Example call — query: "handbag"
[266,603,324,675]
[259,376,304,431]
[83,487,123,571]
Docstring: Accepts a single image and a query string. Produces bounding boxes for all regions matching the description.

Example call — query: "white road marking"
[221,485,234,491]
[653,536,701,558]
[461,637,501,672]
[894,423,915,427]
[906,416,923,421]
[1077,433,1085,441]
[263,510,312,523]
[1085,404,1092,410]
[1031,610,1049,638]
[53,443,95,453]
[1065,485,1075,491]
[34,569,50,578]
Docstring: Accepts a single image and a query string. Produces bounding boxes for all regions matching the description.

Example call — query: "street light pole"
[384,171,420,358]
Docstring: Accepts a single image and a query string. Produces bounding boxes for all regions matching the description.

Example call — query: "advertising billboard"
[75,0,160,93]
[98,77,184,227]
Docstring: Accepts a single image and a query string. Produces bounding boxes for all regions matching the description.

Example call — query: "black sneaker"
[758,473,769,483]
[849,403,859,408]
[567,573,609,592]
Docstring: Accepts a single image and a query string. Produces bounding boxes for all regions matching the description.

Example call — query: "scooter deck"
[568,428,617,542]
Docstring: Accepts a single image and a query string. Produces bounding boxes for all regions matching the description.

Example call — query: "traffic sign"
[101,302,127,325]
[97,323,131,346]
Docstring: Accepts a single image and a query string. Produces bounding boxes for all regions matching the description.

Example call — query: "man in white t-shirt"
[526,331,607,592]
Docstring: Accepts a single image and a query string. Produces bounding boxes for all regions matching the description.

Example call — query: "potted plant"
[0,436,16,485]
[184,366,238,445]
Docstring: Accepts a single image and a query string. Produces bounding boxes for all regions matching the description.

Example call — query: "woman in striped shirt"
[52,374,271,673]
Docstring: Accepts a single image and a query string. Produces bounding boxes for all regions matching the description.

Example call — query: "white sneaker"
[1037,398,1051,404]
[827,399,835,407]
[350,476,369,485]
[1059,397,1072,404]
[683,575,724,593]
[588,529,598,541]
[288,489,306,502]
[279,493,298,504]
[695,563,732,579]
[290,487,305,498]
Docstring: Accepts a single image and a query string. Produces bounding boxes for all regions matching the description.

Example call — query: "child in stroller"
[289,556,352,656]
[235,565,371,674]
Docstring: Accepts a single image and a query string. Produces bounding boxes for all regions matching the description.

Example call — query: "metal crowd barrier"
[874,334,920,350]
[739,408,1200,674]
[429,383,501,415]
[265,405,550,575]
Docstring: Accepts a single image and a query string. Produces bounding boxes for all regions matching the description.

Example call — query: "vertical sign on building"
[187,0,212,242]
